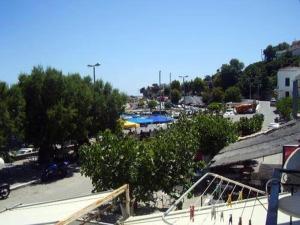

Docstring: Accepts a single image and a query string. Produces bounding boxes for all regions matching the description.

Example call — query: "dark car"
[270,98,276,107]
[41,161,70,182]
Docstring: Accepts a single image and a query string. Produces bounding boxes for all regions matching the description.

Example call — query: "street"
[231,101,277,131]
[0,172,93,211]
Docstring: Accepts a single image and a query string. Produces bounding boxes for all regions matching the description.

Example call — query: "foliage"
[276,97,293,121]
[148,100,158,109]
[170,89,181,104]
[224,86,242,102]
[0,82,25,150]
[80,114,237,202]
[138,99,145,108]
[207,102,223,115]
[193,114,237,156]
[17,66,126,162]
[191,77,205,95]
[217,59,244,90]
[164,101,172,109]
[170,80,181,91]
[211,87,225,102]
[236,114,264,136]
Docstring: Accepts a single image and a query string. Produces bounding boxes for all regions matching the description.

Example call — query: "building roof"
[0,185,129,225]
[209,120,300,168]
[180,96,204,106]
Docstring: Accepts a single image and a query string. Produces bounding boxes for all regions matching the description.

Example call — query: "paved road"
[257,101,277,131]
[230,101,277,131]
[0,172,93,211]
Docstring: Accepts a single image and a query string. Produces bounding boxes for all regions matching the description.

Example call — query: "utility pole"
[179,75,188,107]
[87,62,101,134]
[169,72,172,101]
[159,70,162,113]
[87,63,101,85]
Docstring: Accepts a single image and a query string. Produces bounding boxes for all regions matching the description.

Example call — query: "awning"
[148,115,174,124]
[128,117,153,125]
[124,121,140,129]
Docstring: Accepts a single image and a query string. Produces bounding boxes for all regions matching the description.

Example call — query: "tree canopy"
[80,114,237,202]
[1,66,126,162]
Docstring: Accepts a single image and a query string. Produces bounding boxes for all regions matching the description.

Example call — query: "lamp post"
[87,63,101,85]
[179,75,188,107]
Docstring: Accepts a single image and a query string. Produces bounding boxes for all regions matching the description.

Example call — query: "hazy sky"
[1,0,300,95]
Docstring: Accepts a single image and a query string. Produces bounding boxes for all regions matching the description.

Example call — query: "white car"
[223,109,235,118]
[15,148,35,156]
[268,122,280,129]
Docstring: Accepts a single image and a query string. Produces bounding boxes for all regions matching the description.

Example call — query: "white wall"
[277,67,300,99]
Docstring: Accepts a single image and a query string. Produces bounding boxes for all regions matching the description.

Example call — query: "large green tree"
[80,114,237,202]
[218,59,244,90]
[18,66,126,162]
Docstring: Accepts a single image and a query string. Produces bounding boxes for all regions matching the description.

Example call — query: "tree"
[217,59,244,90]
[192,77,205,95]
[193,114,237,156]
[224,86,242,102]
[18,66,126,162]
[170,89,181,104]
[211,87,224,102]
[170,80,181,91]
[276,97,293,121]
[263,45,276,62]
[80,114,236,203]
[0,82,25,151]
[207,102,223,115]
[148,100,157,109]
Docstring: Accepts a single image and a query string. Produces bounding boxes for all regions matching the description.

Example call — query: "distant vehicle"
[235,103,256,114]
[270,98,277,107]
[223,109,235,118]
[268,122,280,129]
[15,148,36,156]
[41,161,70,182]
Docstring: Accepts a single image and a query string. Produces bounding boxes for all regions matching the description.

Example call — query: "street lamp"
[179,75,188,106]
[87,63,101,85]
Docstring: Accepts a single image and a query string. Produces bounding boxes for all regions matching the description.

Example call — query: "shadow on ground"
[0,161,79,185]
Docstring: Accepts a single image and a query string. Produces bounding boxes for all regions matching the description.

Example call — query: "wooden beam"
[56,184,128,225]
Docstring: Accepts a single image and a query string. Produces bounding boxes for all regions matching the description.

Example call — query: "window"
[285,77,290,86]
[285,91,290,97]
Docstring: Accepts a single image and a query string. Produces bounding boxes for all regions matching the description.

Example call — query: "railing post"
[126,184,131,217]
[265,169,281,225]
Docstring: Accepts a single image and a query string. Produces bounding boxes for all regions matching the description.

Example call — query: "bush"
[80,114,237,203]
[236,114,264,136]
[148,100,158,109]
[276,97,292,121]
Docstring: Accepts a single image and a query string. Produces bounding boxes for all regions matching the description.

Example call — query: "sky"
[0,0,300,95]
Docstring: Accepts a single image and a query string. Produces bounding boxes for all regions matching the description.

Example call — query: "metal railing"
[162,172,265,225]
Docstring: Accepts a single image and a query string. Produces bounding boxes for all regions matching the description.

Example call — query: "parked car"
[15,147,36,156]
[270,98,277,107]
[223,109,235,118]
[268,122,280,129]
[41,161,70,182]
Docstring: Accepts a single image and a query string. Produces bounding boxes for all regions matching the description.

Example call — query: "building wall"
[292,47,300,56]
[277,67,300,99]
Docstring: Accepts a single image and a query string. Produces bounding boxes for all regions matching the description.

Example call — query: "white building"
[277,67,300,99]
